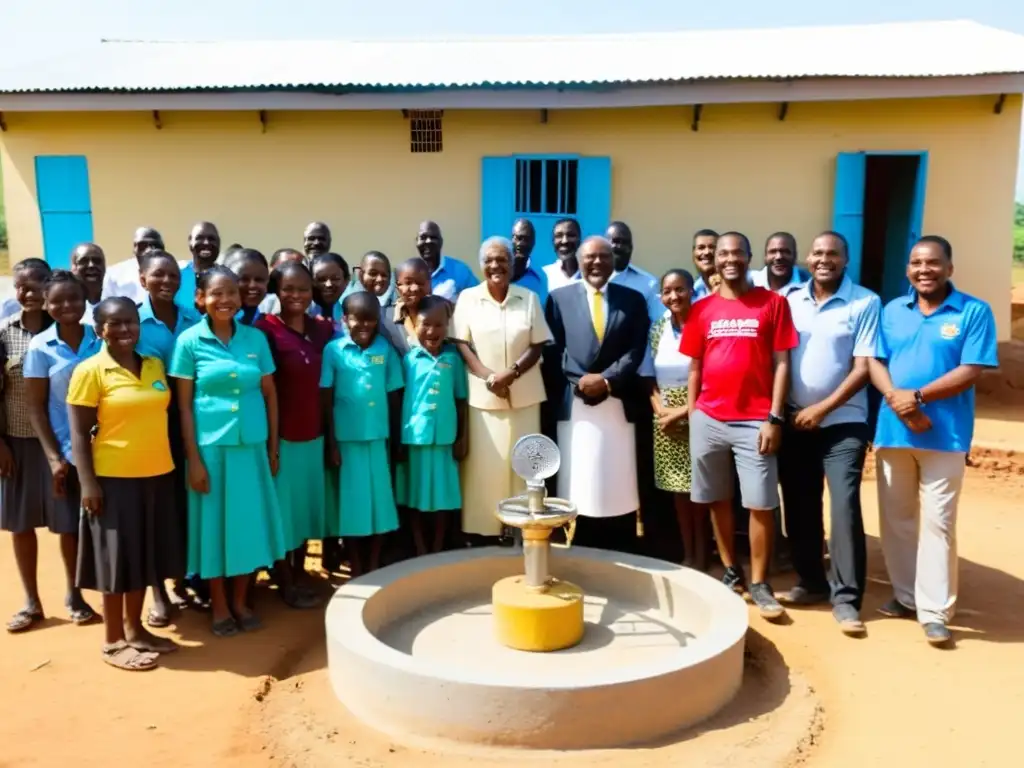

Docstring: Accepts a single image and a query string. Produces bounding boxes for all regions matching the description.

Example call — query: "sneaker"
[923,622,952,647]
[877,597,915,619]
[750,582,786,620]
[722,566,747,594]
[832,604,866,636]
[779,584,829,606]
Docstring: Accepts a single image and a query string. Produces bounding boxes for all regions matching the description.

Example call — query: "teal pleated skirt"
[328,439,399,538]
[396,444,461,512]
[187,443,288,579]
[275,437,328,549]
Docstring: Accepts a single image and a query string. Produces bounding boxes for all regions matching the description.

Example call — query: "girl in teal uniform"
[170,266,287,637]
[226,248,270,326]
[136,250,205,621]
[396,296,468,555]
[320,291,403,577]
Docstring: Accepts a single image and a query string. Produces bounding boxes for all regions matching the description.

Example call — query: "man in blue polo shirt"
[415,220,479,302]
[605,221,664,322]
[690,228,719,303]
[869,235,998,647]
[780,231,880,635]
[176,221,221,309]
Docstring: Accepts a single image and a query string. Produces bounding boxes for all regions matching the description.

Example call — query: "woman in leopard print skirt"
[648,269,708,571]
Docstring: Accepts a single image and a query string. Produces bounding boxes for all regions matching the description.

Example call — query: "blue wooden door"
[35,155,93,269]
[481,155,612,270]
[831,152,867,283]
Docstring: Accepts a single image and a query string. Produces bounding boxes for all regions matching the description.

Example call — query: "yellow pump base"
[492,576,585,652]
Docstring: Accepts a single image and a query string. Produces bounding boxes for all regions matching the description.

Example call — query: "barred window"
[408,109,443,153]
[514,158,578,215]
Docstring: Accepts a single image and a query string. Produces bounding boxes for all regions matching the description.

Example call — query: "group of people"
[0,212,996,675]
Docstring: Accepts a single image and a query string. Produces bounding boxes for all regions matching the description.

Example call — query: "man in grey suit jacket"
[543,237,651,552]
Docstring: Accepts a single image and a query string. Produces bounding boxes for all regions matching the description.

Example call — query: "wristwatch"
[767,413,784,426]
[511,362,522,379]
[913,390,925,405]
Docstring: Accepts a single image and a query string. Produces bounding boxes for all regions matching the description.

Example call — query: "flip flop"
[102,642,158,671]
[146,609,172,629]
[69,606,98,626]
[6,609,44,633]
[237,614,263,633]
[130,635,180,654]
[211,618,240,638]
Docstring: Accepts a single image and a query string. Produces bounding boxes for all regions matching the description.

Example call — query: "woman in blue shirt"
[320,291,403,577]
[310,252,350,332]
[22,270,102,629]
[137,250,205,622]
[170,266,287,637]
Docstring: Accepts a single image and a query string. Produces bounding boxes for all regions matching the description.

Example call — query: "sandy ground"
[2,459,1023,768]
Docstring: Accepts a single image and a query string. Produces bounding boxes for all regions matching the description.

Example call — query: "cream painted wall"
[1,95,1020,336]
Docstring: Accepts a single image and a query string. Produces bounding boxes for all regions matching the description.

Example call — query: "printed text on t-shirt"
[708,318,760,338]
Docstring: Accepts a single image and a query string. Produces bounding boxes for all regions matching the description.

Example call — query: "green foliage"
[1016,202,1024,263]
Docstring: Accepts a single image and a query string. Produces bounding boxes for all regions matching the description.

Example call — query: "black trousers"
[778,421,869,609]
[572,512,638,554]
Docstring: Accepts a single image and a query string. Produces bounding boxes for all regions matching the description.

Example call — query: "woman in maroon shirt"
[255,262,335,605]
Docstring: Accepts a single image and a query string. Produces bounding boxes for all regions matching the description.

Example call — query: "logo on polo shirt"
[370,355,386,365]
[153,380,167,391]
[708,318,760,339]
[940,323,961,340]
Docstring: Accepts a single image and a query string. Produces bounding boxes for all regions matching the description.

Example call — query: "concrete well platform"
[325,546,749,750]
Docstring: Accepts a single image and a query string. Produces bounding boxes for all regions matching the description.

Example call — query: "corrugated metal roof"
[2,19,1024,94]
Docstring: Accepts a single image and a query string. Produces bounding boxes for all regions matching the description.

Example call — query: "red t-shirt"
[679,288,798,422]
[255,314,336,443]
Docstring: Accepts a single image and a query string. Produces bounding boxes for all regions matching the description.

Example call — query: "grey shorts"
[689,408,779,510]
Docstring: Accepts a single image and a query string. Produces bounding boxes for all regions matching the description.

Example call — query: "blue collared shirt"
[513,261,549,307]
[320,334,404,442]
[611,263,664,322]
[169,318,276,447]
[401,344,468,446]
[750,266,810,296]
[874,284,998,453]
[23,324,103,463]
[0,296,21,324]
[138,298,202,368]
[787,276,881,427]
[431,256,479,302]
[692,276,713,303]
[175,262,199,310]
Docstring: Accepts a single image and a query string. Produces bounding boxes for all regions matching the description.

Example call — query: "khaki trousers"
[875,447,966,625]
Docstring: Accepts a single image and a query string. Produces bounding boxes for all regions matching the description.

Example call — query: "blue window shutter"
[40,213,94,270]
[481,157,515,243]
[576,156,612,238]
[35,156,92,213]
[34,155,94,269]
[832,152,867,283]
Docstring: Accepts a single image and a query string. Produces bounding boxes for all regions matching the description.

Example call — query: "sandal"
[102,642,159,671]
[6,609,44,633]
[129,635,180,654]
[237,614,263,633]
[146,608,172,629]
[211,618,240,638]
[69,606,98,626]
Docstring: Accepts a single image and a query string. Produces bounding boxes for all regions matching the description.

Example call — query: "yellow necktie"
[592,289,605,342]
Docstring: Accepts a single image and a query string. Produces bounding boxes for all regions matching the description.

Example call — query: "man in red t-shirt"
[680,232,798,620]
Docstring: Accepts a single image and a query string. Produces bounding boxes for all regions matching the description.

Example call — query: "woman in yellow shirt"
[68,297,185,672]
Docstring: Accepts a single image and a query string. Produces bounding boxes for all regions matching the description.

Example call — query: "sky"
[3,0,1024,199]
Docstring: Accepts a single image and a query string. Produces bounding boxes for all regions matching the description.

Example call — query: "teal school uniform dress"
[320,333,403,537]
[395,344,467,512]
[169,318,288,578]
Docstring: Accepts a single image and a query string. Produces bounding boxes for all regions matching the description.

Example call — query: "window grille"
[514,158,578,215]
[408,109,443,153]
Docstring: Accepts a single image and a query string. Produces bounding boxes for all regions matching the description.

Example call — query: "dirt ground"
[1,457,1023,768]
